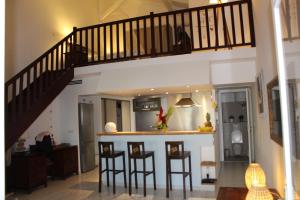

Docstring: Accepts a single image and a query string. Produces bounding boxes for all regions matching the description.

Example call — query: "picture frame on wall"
[256,71,264,114]
[267,77,283,146]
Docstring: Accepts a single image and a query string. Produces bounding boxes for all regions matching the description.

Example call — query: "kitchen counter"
[97,130,215,136]
[97,130,216,191]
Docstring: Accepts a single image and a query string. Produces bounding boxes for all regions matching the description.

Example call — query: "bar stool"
[165,141,192,199]
[127,142,156,197]
[98,142,127,194]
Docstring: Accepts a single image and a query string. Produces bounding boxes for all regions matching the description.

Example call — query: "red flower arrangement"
[155,106,174,130]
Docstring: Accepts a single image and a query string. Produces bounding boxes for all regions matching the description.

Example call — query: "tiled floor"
[217,161,248,188]
[7,162,247,200]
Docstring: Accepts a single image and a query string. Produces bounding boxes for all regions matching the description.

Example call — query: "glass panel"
[279,0,300,197]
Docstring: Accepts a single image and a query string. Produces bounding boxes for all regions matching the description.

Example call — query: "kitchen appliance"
[78,103,96,173]
[134,97,163,131]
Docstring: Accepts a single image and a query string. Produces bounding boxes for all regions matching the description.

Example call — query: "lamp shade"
[245,163,266,189]
[175,97,195,107]
[246,186,273,200]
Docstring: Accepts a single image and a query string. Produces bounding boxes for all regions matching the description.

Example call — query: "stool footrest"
[168,171,190,176]
[130,170,154,176]
[101,169,125,174]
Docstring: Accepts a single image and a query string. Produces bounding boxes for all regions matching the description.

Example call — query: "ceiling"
[100,84,213,97]
[97,0,235,23]
[98,0,190,23]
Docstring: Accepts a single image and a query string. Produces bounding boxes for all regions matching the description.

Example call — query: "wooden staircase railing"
[5,32,76,150]
[5,0,255,150]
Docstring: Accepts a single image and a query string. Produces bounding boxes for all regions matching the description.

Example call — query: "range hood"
[175,97,195,107]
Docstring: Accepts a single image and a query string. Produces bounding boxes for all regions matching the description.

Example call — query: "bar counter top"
[97,130,215,136]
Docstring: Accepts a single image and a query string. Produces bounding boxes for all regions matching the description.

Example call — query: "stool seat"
[129,151,154,158]
[167,151,191,159]
[101,151,125,158]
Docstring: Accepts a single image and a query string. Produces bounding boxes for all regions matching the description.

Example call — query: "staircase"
[5,0,255,150]
[5,33,75,150]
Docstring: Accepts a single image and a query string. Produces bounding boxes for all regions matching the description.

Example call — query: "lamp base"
[201,178,217,184]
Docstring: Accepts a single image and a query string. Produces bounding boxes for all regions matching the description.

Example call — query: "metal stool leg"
[106,158,109,187]
[134,158,138,189]
[189,155,193,191]
[129,157,132,195]
[166,157,169,198]
[152,154,156,190]
[143,158,146,197]
[123,153,127,188]
[182,158,186,199]
[99,156,102,192]
[113,157,116,194]
[169,159,172,191]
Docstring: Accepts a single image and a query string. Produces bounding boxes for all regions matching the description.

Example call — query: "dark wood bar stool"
[98,142,127,194]
[165,141,192,199]
[127,142,156,197]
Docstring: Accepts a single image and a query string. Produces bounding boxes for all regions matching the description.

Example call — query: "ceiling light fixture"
[195,90,199,93]
[165,92,169,94]
[150,88,155,91]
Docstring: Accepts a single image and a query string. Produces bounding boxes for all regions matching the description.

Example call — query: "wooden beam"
[172,0,188,8]
[162,0,174,11]
[100,0,126,22]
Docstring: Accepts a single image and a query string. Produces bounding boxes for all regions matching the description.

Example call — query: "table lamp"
[245,163,273,200]
[246,185,273,200]
[245,163,266,189]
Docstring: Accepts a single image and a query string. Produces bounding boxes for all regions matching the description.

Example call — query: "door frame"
[217,87,255,163]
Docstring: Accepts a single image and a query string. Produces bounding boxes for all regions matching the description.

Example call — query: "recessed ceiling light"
[165,92,169,94]
[150,88,155,91]
[138,94,141,96]
[195,90,199,93]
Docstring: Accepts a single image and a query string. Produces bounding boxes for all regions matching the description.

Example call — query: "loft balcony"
[71,0,255,67]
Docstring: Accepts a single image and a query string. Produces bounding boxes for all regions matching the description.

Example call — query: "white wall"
[252,0,285,195]
[15,98,61,150]
[5,0,99,80]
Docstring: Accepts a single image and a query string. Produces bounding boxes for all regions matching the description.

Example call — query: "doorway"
[218,88,254,163]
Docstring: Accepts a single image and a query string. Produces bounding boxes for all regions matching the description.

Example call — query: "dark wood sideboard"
[52,145,79,179]
[11,145,78,192]
[217,187,280,200]
[11,152,47,193]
